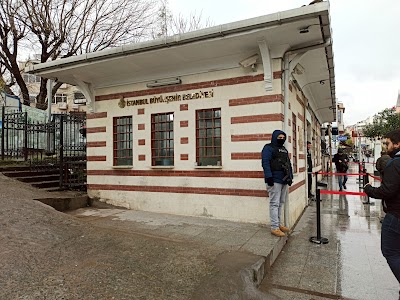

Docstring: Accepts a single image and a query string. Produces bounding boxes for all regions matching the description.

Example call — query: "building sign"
[118,89,214,108]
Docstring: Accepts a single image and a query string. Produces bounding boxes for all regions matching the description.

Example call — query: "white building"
[20,60,88,114]
[27,3,336,226]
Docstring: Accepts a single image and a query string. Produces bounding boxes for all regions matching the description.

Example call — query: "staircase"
[0,165,61,191]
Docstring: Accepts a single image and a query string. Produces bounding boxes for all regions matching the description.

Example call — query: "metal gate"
[0,107,86,190]
[57,113,86,190]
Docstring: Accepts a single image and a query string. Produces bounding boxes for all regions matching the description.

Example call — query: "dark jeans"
[338,174,348,190]
[308,173,312,196]
[381,213,400,283]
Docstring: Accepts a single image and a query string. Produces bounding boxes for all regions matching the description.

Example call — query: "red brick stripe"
[138,139,145,146]
[87,126,106,134]
[95,74,264,101]
[231,114,283,124]
[296,95,305,107]
[88,156,107,161]
[87,141,106,147]
[88,184,268,197]
[180,120,188,127]
[138,124,145,130]
[181,154,188,160]
[138,155,145,161]
[231,152,261,160]
[289,180,305,193]
[229,95,283,106]
[138,108,145,115]
[231,134,271,142]
[299,154,306,159]
[88,180,304,197]
[298,113,305,123]
[180,104,188,111]
[273,71,283,79]
[87,169,264,178]
[299,167,306,173]
[87,112,107,119]
[181,137,188,144]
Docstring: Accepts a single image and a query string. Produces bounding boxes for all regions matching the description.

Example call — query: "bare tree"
[152,0,213,39]
[0,0,29,103]
[1,0,157,107]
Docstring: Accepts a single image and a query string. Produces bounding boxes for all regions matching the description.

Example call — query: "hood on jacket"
[271,130,286,146]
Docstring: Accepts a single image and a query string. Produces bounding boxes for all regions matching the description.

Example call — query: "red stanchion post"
[309,189,329,245]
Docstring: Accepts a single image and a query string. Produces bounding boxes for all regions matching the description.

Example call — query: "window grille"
[196,108,221,166]
[113,116,133,166]
[151,112,174,166]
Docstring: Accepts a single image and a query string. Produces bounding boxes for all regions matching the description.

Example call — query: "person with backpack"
[364,129,400,285]
[376,150,391,179]
[261,130,293,237]
[332,148,349,191]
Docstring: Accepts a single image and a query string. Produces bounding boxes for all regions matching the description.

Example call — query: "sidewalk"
[1,164,399,299]
[259,165,399,299]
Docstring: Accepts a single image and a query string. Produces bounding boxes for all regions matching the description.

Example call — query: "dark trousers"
[381,213,400,283]
[308,173,312,196]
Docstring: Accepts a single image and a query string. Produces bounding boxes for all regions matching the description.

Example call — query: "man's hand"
[267,177,274,186]
[287,179,293,186]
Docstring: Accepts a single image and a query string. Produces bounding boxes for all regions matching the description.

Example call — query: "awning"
[27,2,336,122]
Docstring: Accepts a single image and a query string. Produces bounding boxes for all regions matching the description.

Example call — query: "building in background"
[27,3,336,225]
[20,60,87,114]
[396,90,400,113]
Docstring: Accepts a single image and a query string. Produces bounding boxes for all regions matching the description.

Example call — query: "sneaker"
[271,229,285,237]
[279,225,290,233]
[308,193,315,198]
[339,188,343,191]
[343,184,347,190]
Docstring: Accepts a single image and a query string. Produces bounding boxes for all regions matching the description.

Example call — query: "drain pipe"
[283,54,291,228]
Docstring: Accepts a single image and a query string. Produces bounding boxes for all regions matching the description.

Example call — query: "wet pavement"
[260,164,399,299]
[1,163,399,299]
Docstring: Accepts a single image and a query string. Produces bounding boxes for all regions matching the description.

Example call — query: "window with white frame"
[73,92,86,104]
[53,93,67,104]
[23,73,41,84]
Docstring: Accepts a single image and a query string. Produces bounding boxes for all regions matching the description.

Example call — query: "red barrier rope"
[319,190,367,196]
[317,172,366,176]
[368,173,382,182]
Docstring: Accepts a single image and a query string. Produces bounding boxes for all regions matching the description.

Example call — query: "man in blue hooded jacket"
[261,130,294,237]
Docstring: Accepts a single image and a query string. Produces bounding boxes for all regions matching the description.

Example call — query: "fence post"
[59,115,64,189]
[1,106,4,160]
[23,112,28,161]
[309,189,329,244]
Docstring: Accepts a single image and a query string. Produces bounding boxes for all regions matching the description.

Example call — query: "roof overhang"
[27,2,336,122]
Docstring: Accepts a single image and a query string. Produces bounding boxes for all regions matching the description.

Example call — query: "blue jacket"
[261,130,293,184]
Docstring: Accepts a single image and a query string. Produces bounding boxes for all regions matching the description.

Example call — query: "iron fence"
[0,106,86,190]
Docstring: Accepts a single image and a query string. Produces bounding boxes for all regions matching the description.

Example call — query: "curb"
[240,235,288,299]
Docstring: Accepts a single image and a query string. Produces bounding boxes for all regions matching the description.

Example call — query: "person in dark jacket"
[332,148,349,191]
[261,130,293,237]
[364,129,400,284]
[307,141,314,198]
[376,150,391,179]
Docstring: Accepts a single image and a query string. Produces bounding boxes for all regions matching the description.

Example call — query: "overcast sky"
[169,0,400,125]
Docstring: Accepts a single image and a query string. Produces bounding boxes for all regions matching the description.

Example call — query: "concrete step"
[32,180,60,189]
[18,175,60,183]
[3,169,60,178]
[34,195,89,212]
